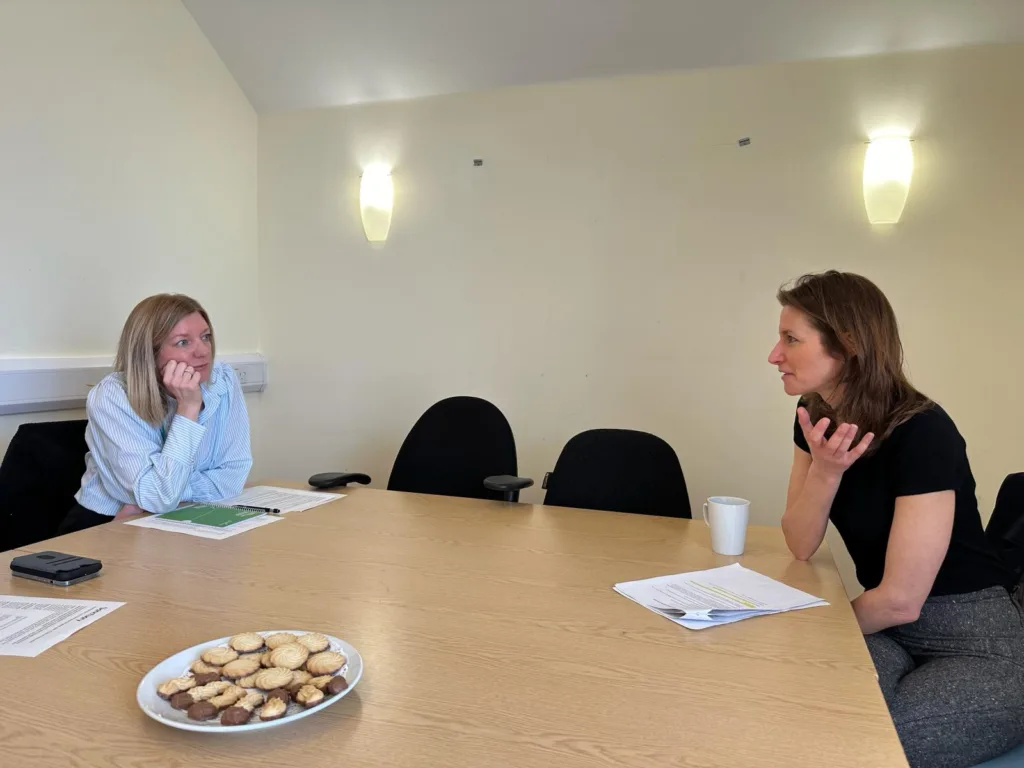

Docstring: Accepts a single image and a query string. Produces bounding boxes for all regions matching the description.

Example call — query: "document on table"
[0,595,125,657]
[125,509,283,539]
[217,485,343,513]
[157,504,265,528]
[614,563,828,630]
[123,486,339,539]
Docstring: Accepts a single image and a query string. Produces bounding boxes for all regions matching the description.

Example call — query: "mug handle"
[702,502,710,527]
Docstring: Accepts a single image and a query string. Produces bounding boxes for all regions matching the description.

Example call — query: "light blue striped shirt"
[76,360,252,516]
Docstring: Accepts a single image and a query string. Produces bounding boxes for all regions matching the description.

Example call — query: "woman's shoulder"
[85,370,150,425]
[891,402,964,448]
[87,370,129,405]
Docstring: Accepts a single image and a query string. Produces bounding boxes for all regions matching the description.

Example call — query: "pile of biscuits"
[156,631,348,726]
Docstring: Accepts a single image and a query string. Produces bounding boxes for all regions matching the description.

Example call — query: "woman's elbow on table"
[132,478,186,514]
[781,517,822,561]
[135,495,179,515]
[787,543,817,562]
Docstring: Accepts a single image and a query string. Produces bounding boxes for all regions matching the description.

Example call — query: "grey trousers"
[866,586,1024,768]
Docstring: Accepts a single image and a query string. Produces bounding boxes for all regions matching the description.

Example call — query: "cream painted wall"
[0,0,259,454]
[257,44,1024,593]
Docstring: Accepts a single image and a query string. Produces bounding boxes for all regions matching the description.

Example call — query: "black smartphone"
[10,551,102,586]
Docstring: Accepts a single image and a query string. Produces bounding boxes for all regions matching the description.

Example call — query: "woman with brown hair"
[60,294,251,534]
[769,271,1024,768]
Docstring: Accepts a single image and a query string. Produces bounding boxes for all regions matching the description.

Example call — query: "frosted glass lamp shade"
[360,166,393,243]
[863,137,913,225]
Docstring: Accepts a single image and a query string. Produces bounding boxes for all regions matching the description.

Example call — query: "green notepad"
[156,505,264,528]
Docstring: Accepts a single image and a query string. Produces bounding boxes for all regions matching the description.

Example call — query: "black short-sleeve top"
[794,404,1009,595]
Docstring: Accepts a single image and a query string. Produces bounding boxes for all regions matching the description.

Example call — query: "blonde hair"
[114,294,215,426]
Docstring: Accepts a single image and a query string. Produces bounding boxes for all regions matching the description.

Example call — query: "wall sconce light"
[359,164,393,245]
[863,136,913,225]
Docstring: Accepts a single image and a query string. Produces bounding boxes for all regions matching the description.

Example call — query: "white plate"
[136,630,363,733]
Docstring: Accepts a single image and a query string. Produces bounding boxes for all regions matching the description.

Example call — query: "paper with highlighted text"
[614,563,828,630]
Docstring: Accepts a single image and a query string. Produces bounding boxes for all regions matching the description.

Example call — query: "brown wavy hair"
[777,271,930,449]
[114,294,214,426]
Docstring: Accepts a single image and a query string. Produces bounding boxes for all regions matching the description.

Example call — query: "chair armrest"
[308,472,372,489]
[484,475,534,492]
[484,475,534,503]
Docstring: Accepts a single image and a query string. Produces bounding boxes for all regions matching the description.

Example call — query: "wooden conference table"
[0,486,908,767]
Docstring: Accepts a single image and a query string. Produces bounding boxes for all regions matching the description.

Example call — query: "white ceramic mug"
[702,496,750,556]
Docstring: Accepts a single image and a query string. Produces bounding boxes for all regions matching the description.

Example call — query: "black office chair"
[310,396,532,502]
[986,473,1024,586]
[0,420,89,551]
[543,428,691,518]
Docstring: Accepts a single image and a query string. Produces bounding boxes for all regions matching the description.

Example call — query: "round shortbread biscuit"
[264,632,298,650]
[253,667,294,691]
[228,632,266,653]
[296,633,330,653]
[305,651,346,676]
[269,643,309,671]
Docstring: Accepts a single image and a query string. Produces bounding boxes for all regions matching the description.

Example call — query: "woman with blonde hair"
[60,294,251,533]
[769,270,1023,767]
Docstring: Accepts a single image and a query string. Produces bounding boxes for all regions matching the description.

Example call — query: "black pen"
[232,504,282,515]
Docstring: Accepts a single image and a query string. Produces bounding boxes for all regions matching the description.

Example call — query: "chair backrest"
[986,472,1024,582]
[0,419,88,551]
[387,396,519,502]
[543,428,691,518]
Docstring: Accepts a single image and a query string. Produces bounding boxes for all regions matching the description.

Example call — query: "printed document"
[614,563,828,630]
[0,595,125,657]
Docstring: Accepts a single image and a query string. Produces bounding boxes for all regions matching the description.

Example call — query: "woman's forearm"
[781,465,841,560]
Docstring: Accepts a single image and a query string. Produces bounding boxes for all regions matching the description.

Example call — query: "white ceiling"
[183,0,1024,112]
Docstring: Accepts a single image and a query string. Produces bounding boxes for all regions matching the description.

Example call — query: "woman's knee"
[866,632,915,700]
